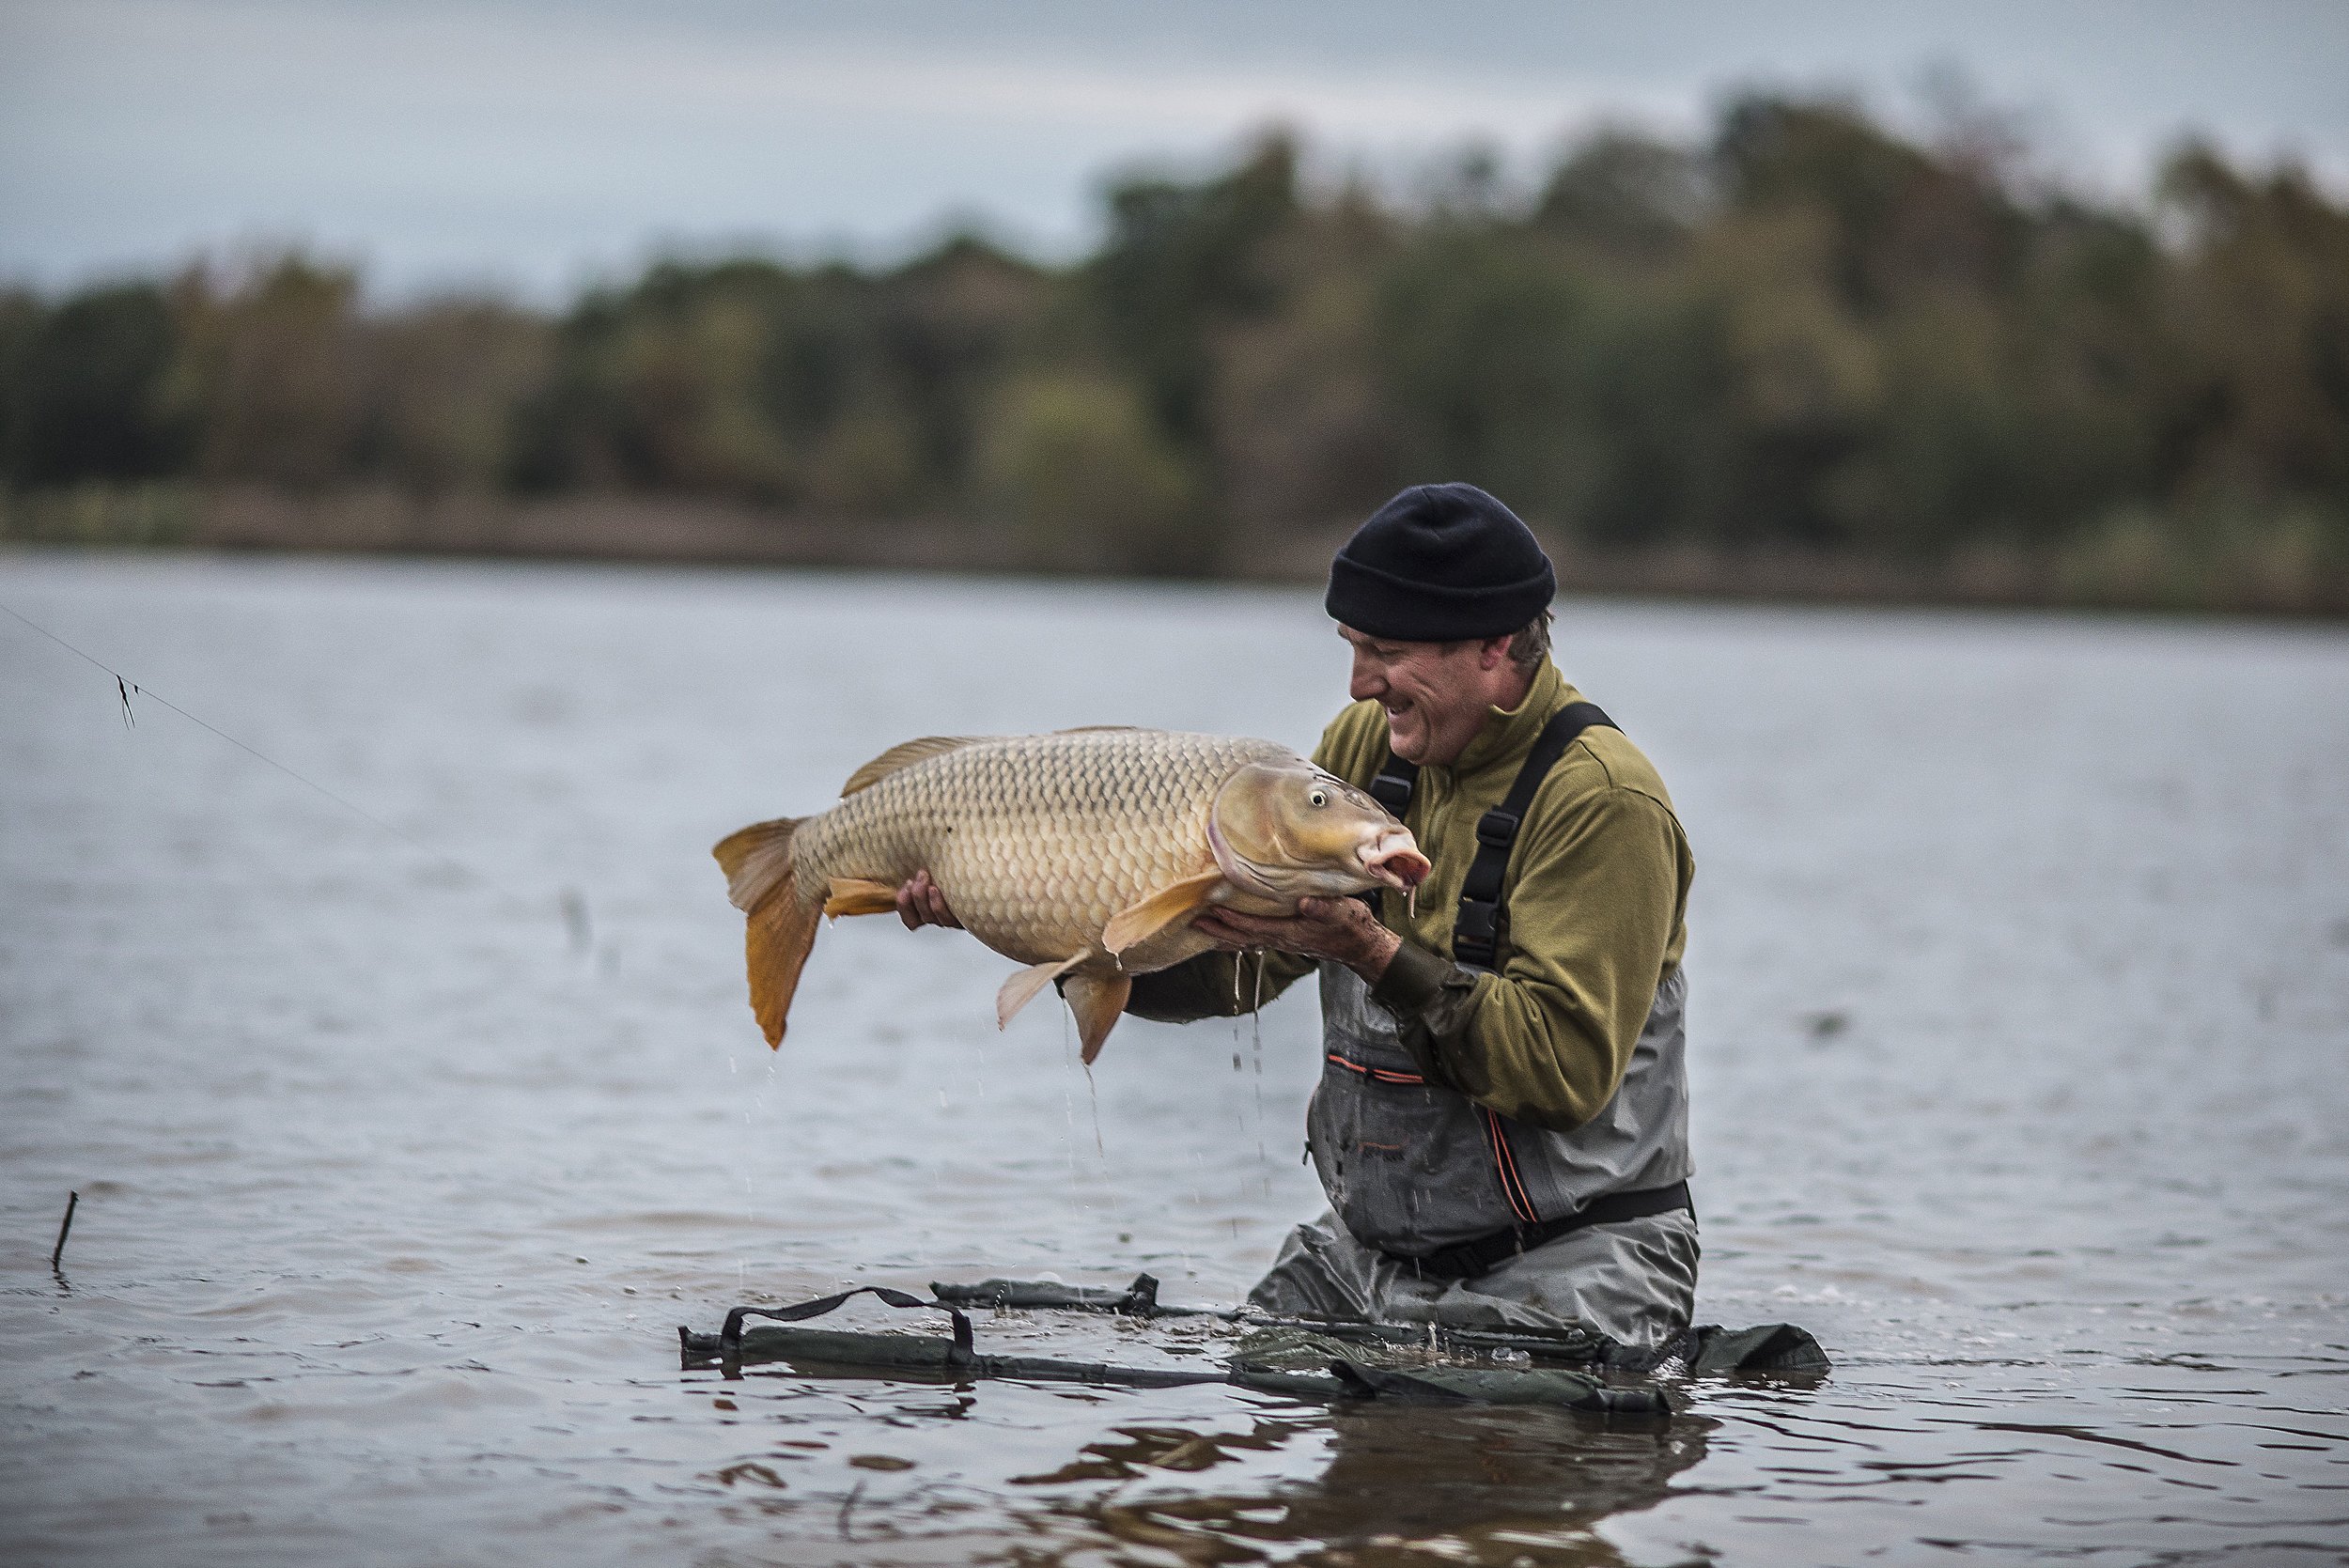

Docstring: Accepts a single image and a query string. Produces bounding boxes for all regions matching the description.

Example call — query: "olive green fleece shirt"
[1126,660,1693,1134]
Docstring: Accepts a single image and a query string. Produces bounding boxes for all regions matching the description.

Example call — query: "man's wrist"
[1368,939,1452,1014]
[1348,922,1401,985]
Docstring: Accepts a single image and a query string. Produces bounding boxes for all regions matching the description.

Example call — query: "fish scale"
[794,730,1288,966]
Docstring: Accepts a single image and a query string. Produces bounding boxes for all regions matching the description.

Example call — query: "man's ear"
[1478,634,1513,671]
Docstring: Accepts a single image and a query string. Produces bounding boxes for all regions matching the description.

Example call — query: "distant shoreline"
[6,484,2345,620]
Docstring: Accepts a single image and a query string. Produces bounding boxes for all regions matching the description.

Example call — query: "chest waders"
[1310,703,1695,1281]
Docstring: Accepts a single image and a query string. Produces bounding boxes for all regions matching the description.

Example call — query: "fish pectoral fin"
[997,954,1088,1030]
[1102,870,1226,955]
[1064,971,1133,1065]
[823,877,903,918]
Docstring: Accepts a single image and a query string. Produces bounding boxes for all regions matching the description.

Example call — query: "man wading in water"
[897,484,1697,1349]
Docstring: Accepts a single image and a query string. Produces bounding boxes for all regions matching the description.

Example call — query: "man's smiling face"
[1339,626,1506,767]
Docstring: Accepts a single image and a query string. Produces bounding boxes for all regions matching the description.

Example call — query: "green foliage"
[4,95,2345,605]
[507,239,1047,512]
[1,281,190,484]
[975,372,1201,574]
[1534,130,1709,258]
[365,300,549,494]
[1089,131,1303,449]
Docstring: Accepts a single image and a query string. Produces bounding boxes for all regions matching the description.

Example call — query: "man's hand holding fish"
[1190,896,1400,980]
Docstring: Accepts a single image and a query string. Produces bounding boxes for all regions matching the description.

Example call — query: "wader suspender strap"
[1454,701,1615,968]
[1358,700,1688,1275]
[1366,701,1616,970]
[1366,755,1418,817]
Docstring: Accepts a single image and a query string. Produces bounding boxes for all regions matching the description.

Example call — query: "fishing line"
[2,598,556,916]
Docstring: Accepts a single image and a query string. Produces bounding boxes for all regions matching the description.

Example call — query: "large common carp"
[712,728,1430,1063]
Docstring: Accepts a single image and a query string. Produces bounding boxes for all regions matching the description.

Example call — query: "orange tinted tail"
[713,818,817,1048]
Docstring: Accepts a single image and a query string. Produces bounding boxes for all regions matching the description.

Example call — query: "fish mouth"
[1362,832,1431,892]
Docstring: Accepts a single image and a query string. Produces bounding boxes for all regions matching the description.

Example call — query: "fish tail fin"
[713,817,818,1048]
[714,816,801,912]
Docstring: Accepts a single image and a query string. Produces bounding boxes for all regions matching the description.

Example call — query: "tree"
[3,283,189,485]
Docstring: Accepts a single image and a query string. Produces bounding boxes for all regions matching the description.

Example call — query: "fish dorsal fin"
[1102,869,1225,955]
[1054,724,1143,734]
[996,953,1087,1029]
[840,736,990,796]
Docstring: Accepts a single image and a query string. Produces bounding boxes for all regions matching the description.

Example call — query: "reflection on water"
[4,554,2347,1565]
[696,1355,1712,1566]
[1053,1406,1709,1567]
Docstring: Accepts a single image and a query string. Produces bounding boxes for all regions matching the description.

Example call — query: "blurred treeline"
[5,94,2347,610]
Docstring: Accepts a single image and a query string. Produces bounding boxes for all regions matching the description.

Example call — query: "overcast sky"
[4,0,2345,301]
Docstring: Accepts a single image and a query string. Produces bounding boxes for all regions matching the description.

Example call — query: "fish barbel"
[712,727,1430,1062]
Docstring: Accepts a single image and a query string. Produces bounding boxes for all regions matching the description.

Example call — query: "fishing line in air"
[1,598,560,919]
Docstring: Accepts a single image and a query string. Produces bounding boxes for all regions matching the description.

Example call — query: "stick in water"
[51,1190,78,1269]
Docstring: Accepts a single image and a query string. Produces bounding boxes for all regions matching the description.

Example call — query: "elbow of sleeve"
[1496,1041,1627,1132]
[1502,1089,1608,1136]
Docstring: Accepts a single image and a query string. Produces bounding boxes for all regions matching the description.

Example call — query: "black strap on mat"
[692,1285,1239,1391]
[720,1285,972,1367]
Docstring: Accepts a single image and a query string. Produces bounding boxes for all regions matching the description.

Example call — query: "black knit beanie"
[1325,483,1555,641]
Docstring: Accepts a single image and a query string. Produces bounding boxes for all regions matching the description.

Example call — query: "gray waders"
[1252,704,1698,1348]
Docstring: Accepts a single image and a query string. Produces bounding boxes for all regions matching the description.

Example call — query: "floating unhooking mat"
[928,1273,1828,1378]
[677,1275,1828,1417]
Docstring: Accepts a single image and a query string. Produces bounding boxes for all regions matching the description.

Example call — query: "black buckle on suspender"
[1453,901,1501,968]
[1473,809,1520,848]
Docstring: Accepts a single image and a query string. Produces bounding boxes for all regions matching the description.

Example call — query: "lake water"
[4,551,2346,1566]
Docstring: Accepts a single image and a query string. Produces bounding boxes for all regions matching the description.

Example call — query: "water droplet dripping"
[1083,1061,1106,1158]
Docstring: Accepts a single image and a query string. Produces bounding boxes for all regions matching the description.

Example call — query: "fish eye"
[1308,788,1329,808]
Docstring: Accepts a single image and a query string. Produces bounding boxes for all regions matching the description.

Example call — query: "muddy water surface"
[4,554,2346,1565]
